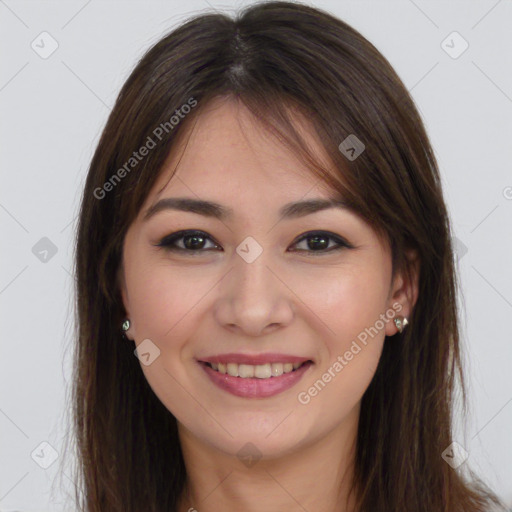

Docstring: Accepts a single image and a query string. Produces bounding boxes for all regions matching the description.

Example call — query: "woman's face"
[120,96,415,460]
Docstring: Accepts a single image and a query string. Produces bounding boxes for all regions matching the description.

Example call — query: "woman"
[68,1,506,510]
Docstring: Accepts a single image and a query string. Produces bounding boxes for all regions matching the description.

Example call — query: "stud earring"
[121,319,130,331]
[394,316,408,333]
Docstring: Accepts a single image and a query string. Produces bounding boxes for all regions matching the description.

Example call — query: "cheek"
[295,272,387,417]
[123,255,196,340]
[297,265,389,352]
[125,259,225,350]
[326,274,388,398]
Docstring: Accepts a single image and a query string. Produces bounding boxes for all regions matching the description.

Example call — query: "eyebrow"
[142,197,352,222]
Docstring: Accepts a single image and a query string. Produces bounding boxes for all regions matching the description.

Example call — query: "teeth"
[271,363,283,377]
[239,364,256,378]
[254,364,271,378]
[208,361,306,378]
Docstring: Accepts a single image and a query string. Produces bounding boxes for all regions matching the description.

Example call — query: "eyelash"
[154,230,353,256]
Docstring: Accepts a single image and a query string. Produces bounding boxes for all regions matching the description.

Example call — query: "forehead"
[143,96,340,209]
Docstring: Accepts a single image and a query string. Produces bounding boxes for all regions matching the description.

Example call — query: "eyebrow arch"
[142,197,352,222]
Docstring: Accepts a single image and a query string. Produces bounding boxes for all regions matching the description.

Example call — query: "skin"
[120,96,419,512]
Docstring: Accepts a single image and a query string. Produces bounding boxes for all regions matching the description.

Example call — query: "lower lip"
[199,361,313,398]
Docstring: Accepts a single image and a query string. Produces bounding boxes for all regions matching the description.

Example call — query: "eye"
[155,230,221,253]
[154,229,353,255]
[290,231,353,254]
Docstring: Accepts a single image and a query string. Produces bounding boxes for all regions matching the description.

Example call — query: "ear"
[384,248,420,336]
[117,262,134,340]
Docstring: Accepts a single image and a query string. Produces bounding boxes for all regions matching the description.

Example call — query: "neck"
[176,406,360,512]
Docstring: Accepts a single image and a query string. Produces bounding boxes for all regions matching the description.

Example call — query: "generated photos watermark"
[297,302,403,405]
[93,96,197,200]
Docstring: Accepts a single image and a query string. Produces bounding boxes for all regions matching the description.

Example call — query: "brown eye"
[289,231,352,255]
[154,229,352,256]
[155,230,220,253]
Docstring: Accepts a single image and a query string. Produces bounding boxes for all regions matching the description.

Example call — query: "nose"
[213,248,295,337]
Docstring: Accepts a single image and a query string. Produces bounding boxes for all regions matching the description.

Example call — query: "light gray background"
[1,0,511,510]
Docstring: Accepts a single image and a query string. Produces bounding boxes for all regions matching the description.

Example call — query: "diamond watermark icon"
[32,237,58,263]
[441,31,469,59]
[31,31,59,59]
[236,442,263,468]
[452,236,468,261]
[338,134,365,161]
[31,441,59,469]
[441,441,469,469]
[134,338,161,366]
[236,236,263,263]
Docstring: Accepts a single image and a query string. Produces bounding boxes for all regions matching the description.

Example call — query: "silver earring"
[122,319,130,331]
[394,316,408,333]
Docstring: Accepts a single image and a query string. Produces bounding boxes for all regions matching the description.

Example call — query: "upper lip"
[198,353,313,365]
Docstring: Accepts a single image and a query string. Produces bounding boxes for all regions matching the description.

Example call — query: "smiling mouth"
[202,360,312,379]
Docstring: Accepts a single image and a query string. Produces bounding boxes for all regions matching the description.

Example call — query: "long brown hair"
[64,1,505,510]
